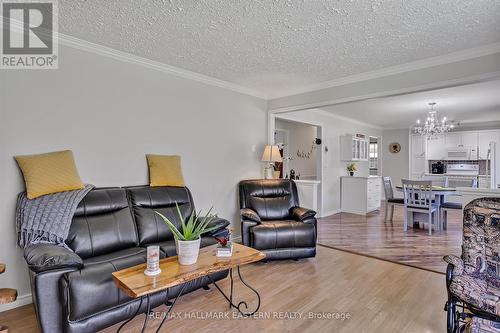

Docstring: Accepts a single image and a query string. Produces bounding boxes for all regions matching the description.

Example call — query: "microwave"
[446,147,478,160]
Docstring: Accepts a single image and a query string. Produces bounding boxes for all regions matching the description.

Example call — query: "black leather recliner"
[24,186,230,333]
[239,179,317,260]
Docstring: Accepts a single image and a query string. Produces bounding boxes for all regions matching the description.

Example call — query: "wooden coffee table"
[112,243,265,332]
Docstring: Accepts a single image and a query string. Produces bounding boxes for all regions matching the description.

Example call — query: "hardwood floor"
[318,202,462,274]
[0,246,447,333]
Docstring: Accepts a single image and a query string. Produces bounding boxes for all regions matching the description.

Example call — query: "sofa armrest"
[205,217,231,237]
[291,206,317,222]
[24,243,83,273]
[241,220,259,246]
[240,208,261,223]
[443,255,464,276]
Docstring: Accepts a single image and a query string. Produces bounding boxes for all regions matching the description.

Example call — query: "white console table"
[294,179,320,214]
[341,176,382,215]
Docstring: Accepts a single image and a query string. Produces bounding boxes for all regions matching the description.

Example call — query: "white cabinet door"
[411,135,426,156]
[360,140,368,160]
[460,132,478,147]
[354,139,360,160]
[410,135,426,177]
[411,156,426,176]
[426,135,446,160]
[445,133,461,148]
[478,131,500,160]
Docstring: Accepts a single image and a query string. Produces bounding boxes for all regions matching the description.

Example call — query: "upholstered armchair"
[444,197,500,333]
[238,179,317,260]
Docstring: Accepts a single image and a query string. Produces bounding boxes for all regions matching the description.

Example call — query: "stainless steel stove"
[445,164,480,176]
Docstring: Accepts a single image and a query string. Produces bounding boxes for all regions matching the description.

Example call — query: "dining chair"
[445,177,478,189]
[440,202,462,230]
[382,176,404,222]
[402,179,440,235]
[439,177,476,230]
[422,175,447,187]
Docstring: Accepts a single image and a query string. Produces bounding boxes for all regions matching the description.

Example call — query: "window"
[369,142,378,169]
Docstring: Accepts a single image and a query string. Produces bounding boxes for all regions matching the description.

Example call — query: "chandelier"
[414,102,453,138]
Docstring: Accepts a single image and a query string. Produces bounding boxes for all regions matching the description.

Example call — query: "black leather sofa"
[239,179,317,260]
[23,186,230,333]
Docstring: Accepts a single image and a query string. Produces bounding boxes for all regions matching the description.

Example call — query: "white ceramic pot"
[176,238,201,265]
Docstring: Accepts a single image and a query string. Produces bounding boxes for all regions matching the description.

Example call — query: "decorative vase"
[144,246,161,276]
[176,238,201,265]
[349,171,354,176]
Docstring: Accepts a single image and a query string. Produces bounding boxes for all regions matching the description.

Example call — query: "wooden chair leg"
[443,210,448,230]
[428,211,432,235]
[390,205,395,222]
[439,208,444,231]
[384,203,389,222]
[403,209,408,231]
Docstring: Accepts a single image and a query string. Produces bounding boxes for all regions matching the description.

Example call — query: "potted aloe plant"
[156,204,220,265]
[347,163,357,176]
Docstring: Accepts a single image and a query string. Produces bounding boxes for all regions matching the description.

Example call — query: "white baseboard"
[320,209,341,217]
[0,293,32,312]
[232,235,242,244]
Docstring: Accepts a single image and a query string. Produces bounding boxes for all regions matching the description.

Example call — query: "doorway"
[273,116,323,216]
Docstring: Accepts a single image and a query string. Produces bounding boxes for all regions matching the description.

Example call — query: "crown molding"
[269,71,500,114]
[312,108,383,130]
[268,42,500,100]
[56,33,268,100]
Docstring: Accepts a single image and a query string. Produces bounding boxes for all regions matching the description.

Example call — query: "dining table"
[395,185,460,231]
[395,185,459,206]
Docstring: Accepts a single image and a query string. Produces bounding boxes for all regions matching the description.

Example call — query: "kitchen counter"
[457,187,500,208]
[340,175,381,179]
[424,173,483,177]
[293,179,320,214]
[341,176,381,215]
[293,179,321,184]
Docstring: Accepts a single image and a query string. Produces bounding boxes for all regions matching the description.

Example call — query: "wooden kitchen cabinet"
[341,135,368,161]
[410,135,426,178]
[426,135,446,160]
[478,130,500,160]
[341,176,381,214]
[444,132,478,148]
[444,133,462,148]
[460,132,478,147]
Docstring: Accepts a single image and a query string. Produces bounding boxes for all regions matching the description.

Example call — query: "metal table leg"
[207,266,261,317]
[116,297,144,333]
[154,283,187,333]
[140,295,151,333]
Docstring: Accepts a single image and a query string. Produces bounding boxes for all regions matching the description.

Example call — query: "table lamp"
[261,145,282,179]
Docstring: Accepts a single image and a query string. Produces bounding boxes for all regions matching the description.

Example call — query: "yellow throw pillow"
[15,150,85,199]
[146,154,185,187]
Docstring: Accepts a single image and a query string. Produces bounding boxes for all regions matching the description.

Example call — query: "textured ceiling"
[319,79,500,129]
[59,1,500,98]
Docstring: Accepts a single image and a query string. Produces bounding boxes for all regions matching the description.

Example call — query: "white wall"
[274,109,382,216]
[0,45,267,310]
[275,118,318,179]
[381,128,410,196]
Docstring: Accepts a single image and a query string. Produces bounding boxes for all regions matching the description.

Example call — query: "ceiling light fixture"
[414,102,453,139]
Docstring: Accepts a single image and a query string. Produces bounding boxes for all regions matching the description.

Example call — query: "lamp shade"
[261,145,282,162]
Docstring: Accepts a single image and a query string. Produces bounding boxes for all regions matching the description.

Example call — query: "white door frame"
[269,112,325,216]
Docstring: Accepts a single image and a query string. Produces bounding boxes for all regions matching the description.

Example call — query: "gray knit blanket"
[16,185,94,249]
